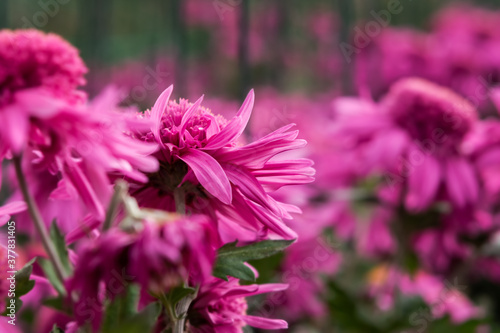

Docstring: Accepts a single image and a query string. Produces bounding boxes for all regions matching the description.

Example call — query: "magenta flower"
[188,276,288,332]
[278,205,342,321]
[67,213,216,329]
[132,86,314,240]
[6,87,159,222]
[333,78,479,212]
[0,30,158,225]
[0,29,87,153]
[369,266,481,323]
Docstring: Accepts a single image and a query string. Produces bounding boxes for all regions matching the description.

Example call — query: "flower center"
[384,78,476,154]
[150,99,227,149]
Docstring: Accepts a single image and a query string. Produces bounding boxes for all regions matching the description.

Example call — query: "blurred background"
[2,0,497,104]
[4,1,500,332]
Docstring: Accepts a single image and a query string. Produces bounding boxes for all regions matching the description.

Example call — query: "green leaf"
[102,300,161,333]
[15,257,36,297]
[213,240,294,281]
[428,317,485,333]
[43,297,72,315]
[50,220,73,275]
[2,258,36,316]
[50,324,64,333]
[168,286,196,307]
[101,284,140,333]
[38,257,65,296]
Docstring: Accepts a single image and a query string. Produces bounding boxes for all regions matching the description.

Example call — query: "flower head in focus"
[188,276,288,332]
[132,86,315,241]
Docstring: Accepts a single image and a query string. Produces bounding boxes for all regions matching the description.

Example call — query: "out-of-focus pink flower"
[279,204,342,320]
[356,207,396,258]
[401,271,481,324]
[355,5,500,111]
[188,276,288,332]
[412,228,470,274]
[67,213,216,330]
[355,28,436,99]
[466,88,500,198]
[0,29,87,154]
[333,78,479,212]
[368,266,481,324]
[7,87,159,225]
[132,86,314,241]
[0,29,87,104]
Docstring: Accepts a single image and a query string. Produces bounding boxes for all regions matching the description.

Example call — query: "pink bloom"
[355,28,436,99]
[369,266,481,324]
[188,276,288,332]
[400,271,481,324]
[333,78,479,212]
[7,88,158,224]
[412,227,470,274]
[0,29,86,103]
[279,204,342,320]
[356,207,396,258]
[67,214,216,329]
[355,5,500,111]
[0,29,87,153]
[465,88,500,199]
[132,86,314,240]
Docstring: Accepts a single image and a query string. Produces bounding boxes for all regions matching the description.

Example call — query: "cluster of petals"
[189,276,288,332]
[132,85,314,241]
[67,213,216,329]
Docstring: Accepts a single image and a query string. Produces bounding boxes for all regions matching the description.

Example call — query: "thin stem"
[102,180,127,231]
[158,292,177,330]
[173,187,186,215]
[13,156,67,284]
[173,285,199,333]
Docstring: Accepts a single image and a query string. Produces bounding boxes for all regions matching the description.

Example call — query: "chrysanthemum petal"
[180,149,232,204]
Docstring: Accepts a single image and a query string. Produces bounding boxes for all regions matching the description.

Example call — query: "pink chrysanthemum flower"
[188,276,288,332]
[368,266,481,324]
[6,88,159,224]
[132,86,314,240]
[67,214,216,329]
[0,29,87,153]
[333,78,479,212]
[0,29,86,102]
[381,78,478,210]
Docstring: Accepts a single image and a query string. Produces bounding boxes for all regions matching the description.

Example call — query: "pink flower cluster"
[0,29,313,333]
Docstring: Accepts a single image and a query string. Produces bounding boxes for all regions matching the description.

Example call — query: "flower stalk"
[13,156,68,286]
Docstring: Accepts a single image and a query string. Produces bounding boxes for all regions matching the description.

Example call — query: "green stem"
[102,180,127,231]
[13,156,67,285]
[173,285,199,333]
